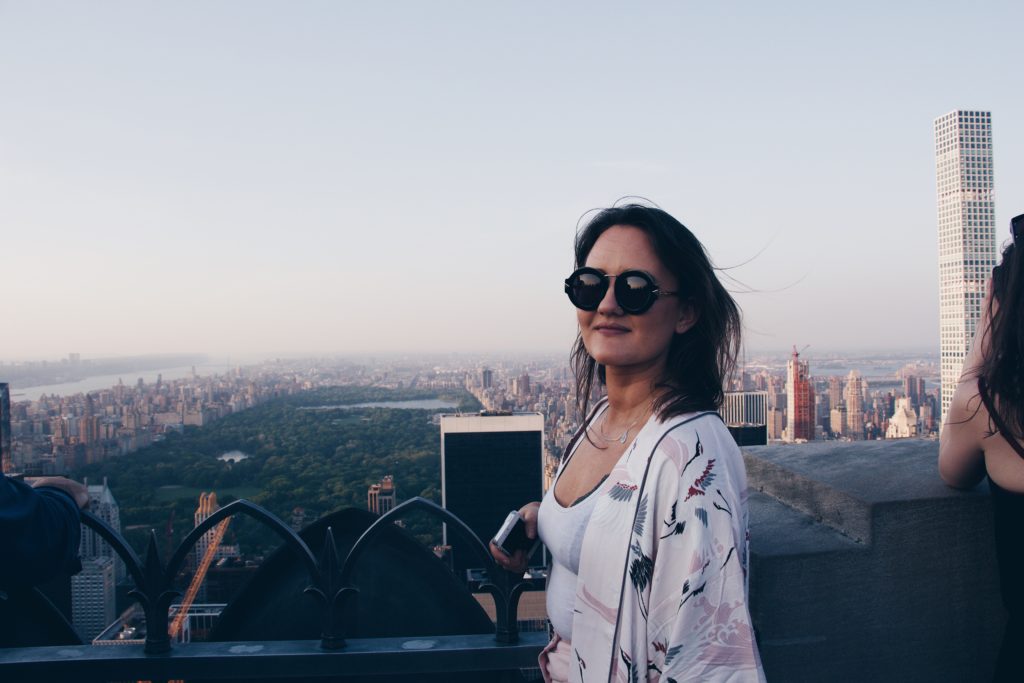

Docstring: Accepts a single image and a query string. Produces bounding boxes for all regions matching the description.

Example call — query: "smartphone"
[491,511,539,557]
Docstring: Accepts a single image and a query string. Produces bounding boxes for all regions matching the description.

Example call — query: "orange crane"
[168,517,231,640]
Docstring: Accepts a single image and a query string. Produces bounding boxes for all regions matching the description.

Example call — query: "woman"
[939,214,1024,682]
[492,204,765,682]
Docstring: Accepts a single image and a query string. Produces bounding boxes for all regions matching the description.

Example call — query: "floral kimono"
[567,409,765,682]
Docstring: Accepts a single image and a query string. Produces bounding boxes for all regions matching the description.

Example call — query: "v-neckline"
[552,402,647,508]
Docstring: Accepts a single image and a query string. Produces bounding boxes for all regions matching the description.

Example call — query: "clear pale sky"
[2,1,1022,361]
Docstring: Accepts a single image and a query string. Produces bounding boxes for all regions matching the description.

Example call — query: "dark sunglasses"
[1012,213,1024,242]
[564,267,677,314]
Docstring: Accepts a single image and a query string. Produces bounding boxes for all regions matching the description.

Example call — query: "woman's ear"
[676,301,699,335]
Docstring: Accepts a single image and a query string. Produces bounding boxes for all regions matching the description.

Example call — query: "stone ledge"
[745,439,1002,683]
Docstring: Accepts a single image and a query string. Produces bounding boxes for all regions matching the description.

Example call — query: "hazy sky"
[2,1,1022,361]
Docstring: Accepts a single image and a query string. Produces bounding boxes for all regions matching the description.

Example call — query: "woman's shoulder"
[641,411,738,471]
[939,376,991,488]
[945,375,987,437]
[650,410,730,445]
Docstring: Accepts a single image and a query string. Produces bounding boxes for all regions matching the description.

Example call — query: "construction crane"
[168,517,231,641]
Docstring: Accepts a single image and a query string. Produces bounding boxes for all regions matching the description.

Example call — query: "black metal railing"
[0,497,545,681]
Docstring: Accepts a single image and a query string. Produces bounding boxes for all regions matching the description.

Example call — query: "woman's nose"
[596,278,622,315]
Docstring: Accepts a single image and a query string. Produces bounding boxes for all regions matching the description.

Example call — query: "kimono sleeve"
[644,423,764,682]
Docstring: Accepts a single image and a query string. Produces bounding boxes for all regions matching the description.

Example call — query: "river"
[11,364,232,402]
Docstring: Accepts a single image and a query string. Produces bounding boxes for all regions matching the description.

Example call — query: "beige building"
[886,398,918,439]
[844,371,865,440]
[831,405,847,437]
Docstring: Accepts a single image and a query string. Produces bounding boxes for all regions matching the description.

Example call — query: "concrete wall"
[746,439,1003,683]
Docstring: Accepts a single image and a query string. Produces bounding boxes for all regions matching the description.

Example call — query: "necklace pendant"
[618,431,628,444]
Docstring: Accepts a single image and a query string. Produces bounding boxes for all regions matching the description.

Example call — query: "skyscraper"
[80,478,124,581]
[935,109,996,423]
[72,556,116,642]
[194,492,238,563]
[828,376,843,412]
[367,475,397,516]
[0,382,10,474]
[784,347,814,442]
[439,412,544,573]
[844,371,866,440]
[69,478,123,646]
[722,390,768,446]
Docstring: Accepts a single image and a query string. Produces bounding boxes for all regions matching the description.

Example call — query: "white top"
[537,403,608,641]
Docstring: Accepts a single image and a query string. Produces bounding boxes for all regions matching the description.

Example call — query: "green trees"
[74,387,482,555]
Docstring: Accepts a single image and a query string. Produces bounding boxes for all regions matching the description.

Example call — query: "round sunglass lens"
[617,273,654,312]
[571,272,605,309]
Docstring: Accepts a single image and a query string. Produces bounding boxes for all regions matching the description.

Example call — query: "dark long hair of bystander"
[979,214,1024,438]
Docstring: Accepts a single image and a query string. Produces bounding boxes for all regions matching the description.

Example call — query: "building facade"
[785,347,814,442]
[194,492,239,564]
[71,556,116,642]
[935,109,996,423]
[367,475,397,516]
[844,371,866,440]
[439,412,544,573]
[886,397,919,439]
[722,390,768,446]
[80,478,124,581]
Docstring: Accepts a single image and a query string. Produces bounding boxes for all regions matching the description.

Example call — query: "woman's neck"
[603,364,666,421]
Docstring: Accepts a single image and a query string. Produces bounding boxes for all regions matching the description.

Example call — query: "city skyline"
[2,2,1023,359]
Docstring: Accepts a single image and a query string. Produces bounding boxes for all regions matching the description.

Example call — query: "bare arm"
[939,278,994,489]
[939,378,987,489]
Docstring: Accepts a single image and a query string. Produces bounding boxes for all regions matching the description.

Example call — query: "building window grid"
[935,109,994,423]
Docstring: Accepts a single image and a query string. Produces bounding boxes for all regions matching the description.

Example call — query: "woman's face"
[578,225,696,376]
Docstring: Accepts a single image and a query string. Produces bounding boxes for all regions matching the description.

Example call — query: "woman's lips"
[594,324,629,335]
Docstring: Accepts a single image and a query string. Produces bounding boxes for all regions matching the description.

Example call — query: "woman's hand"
[489,501,540,574]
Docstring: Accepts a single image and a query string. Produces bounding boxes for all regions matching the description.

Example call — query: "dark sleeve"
[0,476,83,587]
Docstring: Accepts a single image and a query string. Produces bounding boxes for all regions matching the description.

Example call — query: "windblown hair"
[570,204,741,421]
[979,241,1024,438]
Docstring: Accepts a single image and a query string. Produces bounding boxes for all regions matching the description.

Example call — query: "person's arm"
[489,501,539,573]
[938,281,993,489]
[0,475,84,586]
[939,379,987,489]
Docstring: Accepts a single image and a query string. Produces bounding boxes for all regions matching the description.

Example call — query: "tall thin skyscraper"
[935,109,996,423]
[784,347,814,442]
